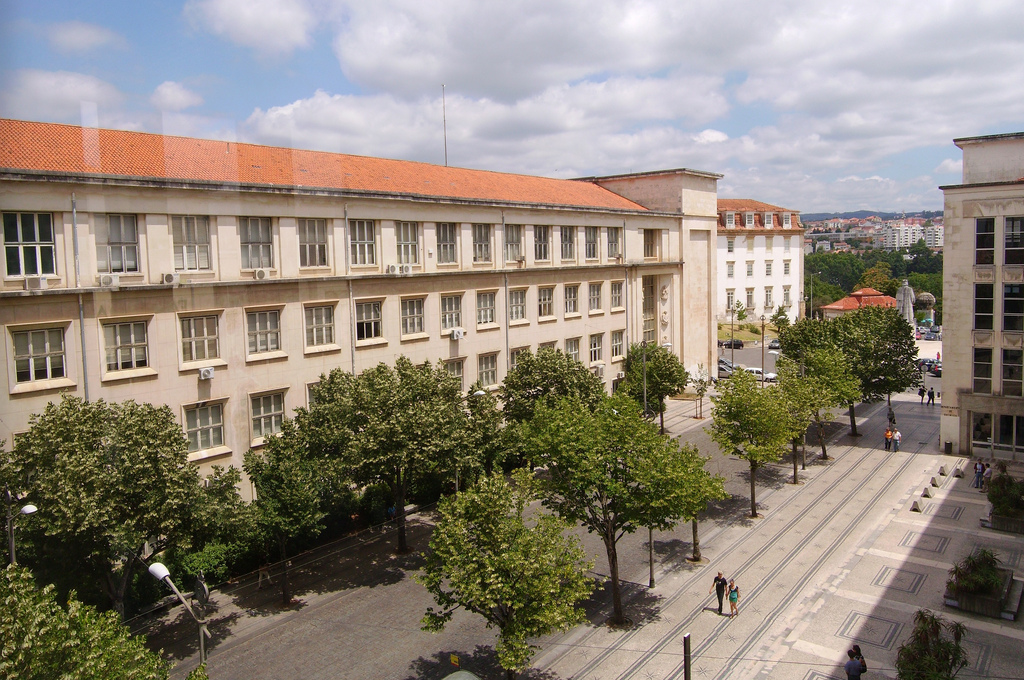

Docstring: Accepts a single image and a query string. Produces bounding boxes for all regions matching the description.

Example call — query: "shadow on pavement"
[404,644,563,680]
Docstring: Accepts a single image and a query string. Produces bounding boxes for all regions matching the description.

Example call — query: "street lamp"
[5,485,36,565]
[760,315,766,386]
[149,562,211,666]
[729,305,736,366]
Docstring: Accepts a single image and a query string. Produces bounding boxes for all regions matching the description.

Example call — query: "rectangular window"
[726,213,735,227]
[535,226,551,261]
[589,333,603,363]
[172,215,211,271]
[607,228,621,258]
[765,213,773,228]
[504,224,522,262]
[508,289,526,321]
[510,347,526,369]
[783,286,791,306]
[745,213,754,227]
[1005,284,1024,331]
[1007,217,1024,265]
[1003,349,1022,397]
[185,403,223,452]
[766,261,773,276]
[727,238,735,253]
[300,218,329,267]
[396,221,419,265]
[585,227,599,259]
[356,301,382,340]
[401,298,425,335]
[612,330,624,358]
[436,223,458,264]
[473,224,492,262]
[247,310,281,354]
[975,283,994,330]
[784,261,791,275]
[240,217,273,269]
[181,315,219,362]
[642,275,656,343]
[766,236,774,253]
[785,238,792,252]
[349,219,375,266]
[478,354,498,387]
[4,212,55,277]
[589,283,602,311]
[252,393,285,439]
[539,341,556,351]
[538,287,554,317]
[611,281,623,308]
[746,289,755,309]
[440,295,462,330]
[747,237,755,253]
[104,321,148,371]
[560,226,575,260]
[727,262,735,278]
[746,262,754,277]
[477,292,496,325]
[305,305,335,346]
[765,287,774,309]
[565,338,580,362]
[12,328,64,382]
[784,214,791,227]
[97,214,139,273]
[973,347,993,394]
[445,359,464,390]
[564,285,579,314]
[643,229,658,258]
[726,290,735,309]
[976,217,995,265]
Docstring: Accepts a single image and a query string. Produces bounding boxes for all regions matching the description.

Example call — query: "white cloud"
[185,0,315,55]
[694,129,728,145]
[151,81,204,111]
[47,21,122,53]
[935,158,963,175]
[0,70,124,124]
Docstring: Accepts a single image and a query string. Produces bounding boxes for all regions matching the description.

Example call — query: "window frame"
[504,224,523,262]
[538,287,554,318]
[975,283,994,330]
[251,391,286,441]
[1005,283,1024,332]
[356,300,383,341]
[585,226,599,260]
[643,229,658,259]
[1006,217,1024,265]
[588,282,602,312]
[184,402,224,454]
[589,333,603,364]
[478,353,498,387]
[396,221,420,265]
[349,219,376,266]
[445,359,464,390]
[564,284,579,315]
[11,326,66,383]
[103,319,149,372]
[1003,348,1022,397]
[97,214,139,274]
[610,281,624,309]
[976,217,995,265]
[974,347,993,394]
[246,309,283,355]
[534,225,551,261]
[607,227,621,258]
[400,297,426,336]
[565,337,580,363]
[611,330,624,359]
[436,223,458,264]
[508,288,527,322]
[472,223,492,263]
[560,226,575,260]
[240,217,273,270]
[172,215,212,272]
[440,294,463,331]
[3,212,56,277]
[304,304,336,348]
[476,291,496,326]
[181,314,220,363]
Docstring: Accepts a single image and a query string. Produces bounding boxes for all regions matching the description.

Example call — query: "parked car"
[719,357,735,369]
[768,338,781,350]
[918,358,936,371]
[721,339,745,349]
[744,367,777,382]
[924,332,940,341]
[929,362,942,377]
[718,364,734,379]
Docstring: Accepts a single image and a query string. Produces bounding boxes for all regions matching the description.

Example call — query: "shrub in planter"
[988,472,1024,520]
[947,549,1002,595]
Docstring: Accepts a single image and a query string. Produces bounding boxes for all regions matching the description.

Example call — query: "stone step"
[1003,578,1024,621]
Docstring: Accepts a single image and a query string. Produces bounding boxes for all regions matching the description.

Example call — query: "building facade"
[940,131,1024,461]
[1,120,720,488]
[819,287,896,320]
[716,199,804,324]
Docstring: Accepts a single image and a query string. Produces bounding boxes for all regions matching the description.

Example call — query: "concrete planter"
[991,514,1024,534]
[944,568,1014,618]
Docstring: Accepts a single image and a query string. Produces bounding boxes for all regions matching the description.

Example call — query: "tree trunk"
[749,460,759,518]
[691,518,701,561]
[104,564,131,620]
[395,480,408,553]
[605,536,624,625]
[659,405,665,435]
[817,418,828,460]
[848,402,860,436]
[791,438,799,484]
[801,434,807,470]
[506,668,517,680]
[279,537,290,605]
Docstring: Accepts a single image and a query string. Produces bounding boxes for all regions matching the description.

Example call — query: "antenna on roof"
[442,84,448,167]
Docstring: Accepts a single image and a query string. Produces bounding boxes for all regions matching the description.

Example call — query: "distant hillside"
[802,209,942,222]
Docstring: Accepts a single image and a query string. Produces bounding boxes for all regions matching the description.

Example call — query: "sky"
[2,0,1024,213]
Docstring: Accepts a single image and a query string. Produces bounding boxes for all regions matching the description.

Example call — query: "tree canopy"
[419,472,593,679]
[834,306,921,404]
[778,348,860,461]
[855,262,898,297]
[895,609,969,680]
[620,342,690,432]
[499,347,604,424]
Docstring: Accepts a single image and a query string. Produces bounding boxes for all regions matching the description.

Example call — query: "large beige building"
[1,119,720,487]
[940,131,1024,460]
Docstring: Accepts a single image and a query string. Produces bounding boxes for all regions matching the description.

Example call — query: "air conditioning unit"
[386,264,399,274]
[198,366,215,380]
[592,365,604,378]
[253,268,270,281]
[517,256,526,263]
[24,276,47,291]
[616,372,625,379]
[451,328,465,340]
[400,264,413,275]
[162,272,180,285]
[99,274,119,288]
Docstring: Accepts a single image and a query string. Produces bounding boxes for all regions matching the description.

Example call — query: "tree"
[855,262,898,297]
[12,396,202,617]
[243,419,325,605]
[499,347,605,424]
[769,306,790,331]
[419,472,593,680]
[0,565,171,680]
[710,370,793,518]
[691,364,712,419]
[524,393,724,625]
[620,342,690,432]
[465,380,508,478]
[806,273,846,315]
[776,360,816,484]
[895,609,969,680]
[304,357,467,553]
[779,348,860,461]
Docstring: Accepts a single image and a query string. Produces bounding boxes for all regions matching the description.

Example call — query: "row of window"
[975,216,1024,266]
[724,286,792,311]
[973,283,1024,331]
[725,260,793,278]
[725,236,798,254]
[972,347,1024,396]
[3,212,650,277]
[724,212,794,228]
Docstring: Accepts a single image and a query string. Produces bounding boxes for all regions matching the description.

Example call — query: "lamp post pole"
[5,485,36,566]
[149,562,210,667]
[760,315,766,385]
[730,306,736,366]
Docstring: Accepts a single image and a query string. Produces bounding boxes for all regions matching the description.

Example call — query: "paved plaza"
[142,384,1024,680]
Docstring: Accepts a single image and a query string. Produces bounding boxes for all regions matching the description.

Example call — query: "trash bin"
[944,441,953,455]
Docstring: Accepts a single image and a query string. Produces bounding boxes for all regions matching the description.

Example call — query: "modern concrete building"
[940,131,1024,460]
[716,199,804,324]
[1,119,720,487]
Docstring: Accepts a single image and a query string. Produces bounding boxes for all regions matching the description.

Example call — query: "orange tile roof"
[0,119,647,212]
[717,198,802,231]
[821,289,896,311]
[717,199,796,213]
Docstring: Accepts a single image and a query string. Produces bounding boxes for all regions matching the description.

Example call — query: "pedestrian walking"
[893,429,902,453]
[727,579,740,617]
[884,427,893,451]
[972,459,985,488]
[845,647,866,679]
[918,386,926,403]
[927,387,936,405]
[982,463,993,492]
[709,571,728,614]
[887,406,896,427]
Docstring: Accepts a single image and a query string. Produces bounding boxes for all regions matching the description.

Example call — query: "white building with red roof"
[819,288,897,319]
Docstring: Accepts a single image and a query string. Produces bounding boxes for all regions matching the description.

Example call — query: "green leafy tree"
[0,565,170,680]
[621,342,690,432]
[806,252,866,292]
[732,300,748,322]
[304,357,467,553]
[691,364,712,419]
[779,348,860,461]
[711,369,793,518]
[465,380,508,478]
[500,347,605,424]
[855,262,898,297]
[776,360,816,484]
[895,609,969,680]
[243,419,325,605]
[770,306,791,331]
[419,472,593,680]
[12,396,201,617]
[524,393,724,625]
[806,273,846,315]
